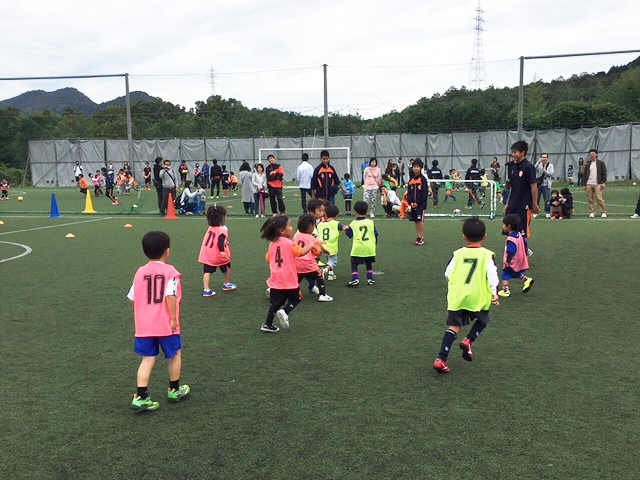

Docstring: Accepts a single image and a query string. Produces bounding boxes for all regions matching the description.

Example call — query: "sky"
[1,0,639,119]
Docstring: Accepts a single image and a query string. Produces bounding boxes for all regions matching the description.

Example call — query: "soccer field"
[1,185,639,479]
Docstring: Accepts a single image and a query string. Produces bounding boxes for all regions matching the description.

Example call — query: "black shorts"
[410,203,426,222]
[351,256,375,265]
[504,206,530,238]
[446,309,490,327]
[203,262,231,274]
[297,271,321,283]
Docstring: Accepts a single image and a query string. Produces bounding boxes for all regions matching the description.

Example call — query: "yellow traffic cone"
[82,193,97,214]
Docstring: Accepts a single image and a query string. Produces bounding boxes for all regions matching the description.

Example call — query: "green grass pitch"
[1,184,639,479]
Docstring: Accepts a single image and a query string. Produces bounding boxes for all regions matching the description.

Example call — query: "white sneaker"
[276,309,289,329]
[309,286,320,295]
[532,213,539,218]
[318,294,333,302]
[631,214,640,219]
[545,213,551,219]
[370,213,375,218]
[327,272,336,281]
[589,213,595,218]
[255,214,260,218]
[601,213,607,218]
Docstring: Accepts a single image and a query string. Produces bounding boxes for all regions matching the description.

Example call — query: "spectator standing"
[74,161,83,182]
[577,158,585,186]
[266,154,286,215]
[252,163,268,218]
[238,164,255,215]
[534,153,554,218]
[362,157,382,217]
[505,155,516,183]
[153,157,163,214]
[583,149,607,218]
[201,160,210,189]
[360,158,369,184]
[427,159,444,207]
[398,159,406,187]
[178,160,189,186]
[490,156,501,182]
[296,153,314,213]
[159,159,178,217]
[210,159,223,198]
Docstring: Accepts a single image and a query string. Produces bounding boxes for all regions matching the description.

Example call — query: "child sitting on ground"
[560,187,573,219]
[548,189,563,219]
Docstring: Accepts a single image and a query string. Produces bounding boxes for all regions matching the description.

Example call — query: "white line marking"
[0,217,113,237]
[0,241,33,263]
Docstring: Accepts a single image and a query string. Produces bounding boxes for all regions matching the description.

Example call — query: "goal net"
[423,178,499,220]
[258,147,351,184]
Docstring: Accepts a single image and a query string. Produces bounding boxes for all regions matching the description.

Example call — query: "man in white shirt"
[534,153,554,218]
[74,161,83,182]
[296,152,314,213]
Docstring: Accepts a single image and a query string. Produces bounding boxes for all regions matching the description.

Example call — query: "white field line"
[0,241,33,263]
[0,217,113,237]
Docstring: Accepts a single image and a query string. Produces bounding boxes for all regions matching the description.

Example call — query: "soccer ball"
[17,196,24,201]
[453,208,461,216]
[633,182,637,186]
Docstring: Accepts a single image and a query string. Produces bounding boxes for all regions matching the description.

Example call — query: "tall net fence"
[29,125,640,187]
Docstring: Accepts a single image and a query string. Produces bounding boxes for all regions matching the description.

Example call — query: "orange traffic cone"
[82,192,97,214]
[165,193,178,220]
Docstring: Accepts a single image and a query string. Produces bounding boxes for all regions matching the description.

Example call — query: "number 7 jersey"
[445,246,498,312]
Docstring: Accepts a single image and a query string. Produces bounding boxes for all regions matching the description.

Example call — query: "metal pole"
[516,49,640,140]
[125,73,133,164]
[323,64,329,146]
[518,56,524,138]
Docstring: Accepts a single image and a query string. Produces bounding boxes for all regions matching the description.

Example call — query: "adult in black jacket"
[426,159,444,207]
[210,159,223,198]
[153,156,164,213]
[311,150,345,205]
[464,158,483,209]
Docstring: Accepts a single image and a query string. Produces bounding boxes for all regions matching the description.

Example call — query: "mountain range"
[0,87,156,115]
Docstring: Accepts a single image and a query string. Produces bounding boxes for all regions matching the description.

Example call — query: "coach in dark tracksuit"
[311,149,346,205]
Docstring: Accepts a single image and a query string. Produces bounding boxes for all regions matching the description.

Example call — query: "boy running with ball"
[433,218,499,374]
